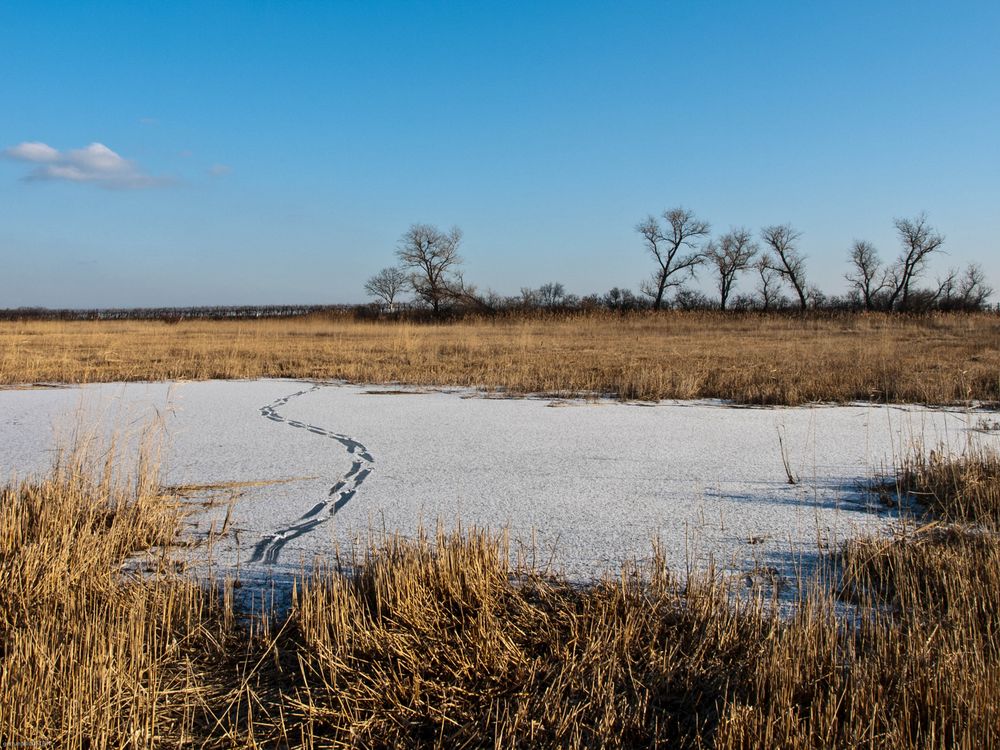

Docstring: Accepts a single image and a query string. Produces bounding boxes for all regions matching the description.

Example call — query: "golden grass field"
[2,439,998,748]
[1,310,999,404]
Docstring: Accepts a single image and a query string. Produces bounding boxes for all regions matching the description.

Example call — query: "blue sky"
[1,1,997,307]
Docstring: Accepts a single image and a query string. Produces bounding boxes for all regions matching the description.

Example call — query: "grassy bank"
[2,440,999,747]
[2,311,999,404]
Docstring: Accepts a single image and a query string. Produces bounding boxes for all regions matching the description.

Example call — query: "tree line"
[366,210,994,314]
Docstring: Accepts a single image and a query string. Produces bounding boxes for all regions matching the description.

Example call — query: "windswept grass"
[2,311,999,404]
[2,441,999,747]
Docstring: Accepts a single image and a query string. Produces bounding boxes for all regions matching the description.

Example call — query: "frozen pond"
[2,379,996,590]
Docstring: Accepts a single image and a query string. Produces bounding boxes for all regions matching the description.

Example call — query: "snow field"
[2,379,996,591]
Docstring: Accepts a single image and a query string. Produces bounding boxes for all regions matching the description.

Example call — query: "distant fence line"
[0,305,354,321]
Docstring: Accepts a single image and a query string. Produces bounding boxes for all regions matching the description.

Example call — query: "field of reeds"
[2,310,999,405]
[2,435,999,748]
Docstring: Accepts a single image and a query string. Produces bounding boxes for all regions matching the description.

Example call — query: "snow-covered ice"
[2,379,997,589]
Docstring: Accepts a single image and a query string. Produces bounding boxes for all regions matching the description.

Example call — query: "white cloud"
[4,141,59,162]
[2,141,167,189]
[208,163,232,177]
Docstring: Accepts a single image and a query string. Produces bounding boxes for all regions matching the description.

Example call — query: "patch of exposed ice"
[1,379,997,594]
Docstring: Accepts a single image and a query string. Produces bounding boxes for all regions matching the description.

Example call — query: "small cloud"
[2,140,168,190]
[4,141,59,162]
[178,149,194,158]
[208,163,232,177]
[138,117,159,126]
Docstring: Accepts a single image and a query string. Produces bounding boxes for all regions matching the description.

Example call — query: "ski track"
[249,383,374,565]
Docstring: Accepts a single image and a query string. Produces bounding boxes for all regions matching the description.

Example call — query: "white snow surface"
[2,379,997,590]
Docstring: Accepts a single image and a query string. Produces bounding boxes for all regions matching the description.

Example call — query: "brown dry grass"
[3,437,1000,747]
[1,310,999,404]
[892,446,1000,527]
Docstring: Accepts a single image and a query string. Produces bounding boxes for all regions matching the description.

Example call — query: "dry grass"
[891,446,1000,527]
[288,495,1000,749]
[2,311,999,404]
[827,449,1000,748]
[0,441,219,747]
[3,439,1000,747]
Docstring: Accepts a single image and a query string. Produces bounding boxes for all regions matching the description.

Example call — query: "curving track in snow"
[249,383,374,565]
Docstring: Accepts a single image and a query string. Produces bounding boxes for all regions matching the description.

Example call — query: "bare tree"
[805,285,826,310]
[931,268,960,308]
[894,264,992,312]
[705,228,758,310]
[636,208,710,310]
[475,288,506,311]
[603,287,645,311]
[760,224,808,310]
[845,240,887,311]
[936,264,994,310]
[537,282,566,308]
[519,286,540,308]
[957,263,993,309]
[886,213,946,311]
[364,266,408,312]
[755,256,782,311]
[395,224,464,315]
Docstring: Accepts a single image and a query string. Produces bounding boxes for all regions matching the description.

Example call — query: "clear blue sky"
[1,1,997,307]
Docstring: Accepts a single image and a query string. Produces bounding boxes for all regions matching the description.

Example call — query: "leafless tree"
[902,263,993,312]
[936,264,994,310]
[845,240,888,311]
[931,268,960,307]
[395,223,464,314]
[537,282,566,307]
[363,266,408,312]
[475,288,506,311]
[760,224,808,310]
[603,287,645,311]
[636,208,710,310]
[519,287,540,307]
[705,228,758,310]
[957,263,993,309]
[886,213,946,311]
[805,285,826,310]
[755,257,782,311]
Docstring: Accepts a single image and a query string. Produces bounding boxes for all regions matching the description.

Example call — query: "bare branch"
[931,268,959,305]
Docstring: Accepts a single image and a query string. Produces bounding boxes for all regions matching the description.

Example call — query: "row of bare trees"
[638,216,813,312]
[635,208,991,312]
[365,213,993,315]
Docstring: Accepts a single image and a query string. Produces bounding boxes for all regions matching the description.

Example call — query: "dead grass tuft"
[892,446,1000,526]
